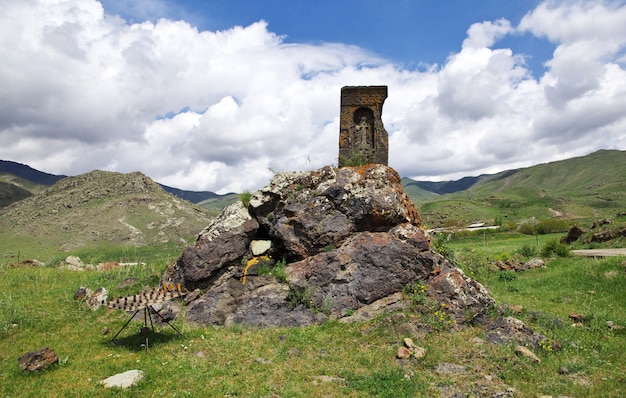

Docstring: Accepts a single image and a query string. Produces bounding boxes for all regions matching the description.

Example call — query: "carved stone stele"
[338,86,388,167]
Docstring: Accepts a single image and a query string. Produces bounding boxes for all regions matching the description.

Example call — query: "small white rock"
[100,369,144,389]
[250,240,272,256]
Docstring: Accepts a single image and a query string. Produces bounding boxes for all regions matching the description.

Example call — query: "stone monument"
[338,86,388,167]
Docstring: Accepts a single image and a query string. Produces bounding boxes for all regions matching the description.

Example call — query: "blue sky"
[1,0,625,193]
[102,0,553,75]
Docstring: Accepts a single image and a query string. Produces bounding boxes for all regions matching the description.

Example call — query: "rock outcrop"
[560,225,585,244]
[18,347,59,372]
[164,165,494,327]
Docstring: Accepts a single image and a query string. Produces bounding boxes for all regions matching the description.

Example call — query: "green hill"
[197,192,240,213]
[0,173,52,208]
[0,159,231,207]
[405,150,626,228]
[0,180,32,208]
[0,170,214,263]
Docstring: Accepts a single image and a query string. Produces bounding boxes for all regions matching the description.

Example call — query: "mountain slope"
[0,159,230,206]
[400,178,440,201]
[159,184,225,203]
[0,170,214,259]
[410,150,626,227]
[0,181,32,208]
[404,150,625,199]
[404,175,485,195]
[463,149,626,197]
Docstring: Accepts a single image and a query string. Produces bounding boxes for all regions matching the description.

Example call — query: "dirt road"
[571,248,626,257]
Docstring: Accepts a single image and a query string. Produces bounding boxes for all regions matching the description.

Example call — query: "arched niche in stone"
[338,86,388,167]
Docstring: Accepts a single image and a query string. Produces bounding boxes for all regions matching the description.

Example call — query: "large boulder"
[286,227,436,315]
[560,225,585,244]
[249,165,421,259]
[165,165,494,327]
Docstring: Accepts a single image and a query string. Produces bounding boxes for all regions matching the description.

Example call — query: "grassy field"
[1,233,625,397]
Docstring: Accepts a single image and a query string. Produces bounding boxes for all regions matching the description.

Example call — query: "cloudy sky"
[1,0,625,194]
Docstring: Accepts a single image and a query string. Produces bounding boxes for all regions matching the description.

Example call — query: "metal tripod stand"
[110,305,184,354]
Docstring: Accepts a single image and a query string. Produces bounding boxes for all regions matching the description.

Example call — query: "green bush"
[272,258,287,283]
[540,238,570,257]
[403,281,427,306]
[339,152,365,167]
[516,243,537,258]
[499,271,518,282]
[431,235,454,260]
[535,219,570,234]
[519,219,569,235]
[518,223,536,235]
[240,190,252,207]
[494,251,512,262]
[287,285,312,309]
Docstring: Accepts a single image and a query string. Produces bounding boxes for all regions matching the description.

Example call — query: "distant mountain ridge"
[403,175,483,195]
[401,150,625,197]
[2,149,625,211]
[0,160,67,186]
[405,149,626,227]
[0,159,227,207]
[159,184,228,204]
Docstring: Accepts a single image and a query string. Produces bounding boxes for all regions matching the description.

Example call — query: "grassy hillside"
[197,192,240,213]
[0,152,624,396]
[0,181,32,208]
[0,160,229,207]
[1,234,624,397]
[0,173,53,208]
[411,150,626,228]
[400,178,440,202]
[0,170,214,264]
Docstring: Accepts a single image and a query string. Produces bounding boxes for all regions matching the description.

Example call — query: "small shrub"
[455,250,490,280]
[427,304,457,331]
[516,244,536,258]
[287,285,312,309]
[255,257,287,283]
[540,239,570,257]
[255,259,272,275]
[321,294,333,315]
[339,152,366,167]
[431,235,454,260]
[499,271,518,282]
[272,258,287,283]
[518,223,536,235]
[240,191,252,207]
[535,219,570,234]
[403,281,427,307]
[494,251,512,262]
[322,243,335,252]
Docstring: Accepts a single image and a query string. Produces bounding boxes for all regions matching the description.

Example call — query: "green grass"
[475,256,626,396]
[1,234,625,397]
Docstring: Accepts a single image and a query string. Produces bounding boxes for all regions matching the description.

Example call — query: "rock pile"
[164,165,494,327]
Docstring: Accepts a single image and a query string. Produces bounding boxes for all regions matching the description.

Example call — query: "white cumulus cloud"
[1,0,625,193]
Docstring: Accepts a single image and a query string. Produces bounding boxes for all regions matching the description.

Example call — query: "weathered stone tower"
[338,86,388,167]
